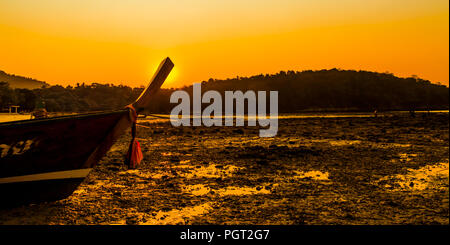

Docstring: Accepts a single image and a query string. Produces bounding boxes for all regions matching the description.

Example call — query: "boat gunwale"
[0,109,128,129]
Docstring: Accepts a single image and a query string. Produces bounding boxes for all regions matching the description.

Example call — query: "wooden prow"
[82,57,173,168]
[132,57,174,112]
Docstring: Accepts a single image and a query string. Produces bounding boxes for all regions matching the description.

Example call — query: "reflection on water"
[1,111,448,124]
[328,140,361,146]
[202,137,413,150]
[118,169,162,179]
[382,143,412,148]
[309,139,361,146]
[182,184,211,196]
[116,163,242,180]
[310,139,412,148]
[217,186,271,196]
[0,112,80,123]
[139,202,213,225]
[377,162,449,191]
[176,164,243,179]
[293,170,330,181]
[182,184,272,196]
[138,111,450,123]
[109,202,213,225]
[0,114,31,123]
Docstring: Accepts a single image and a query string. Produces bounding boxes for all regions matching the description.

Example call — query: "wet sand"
[0,112,448,225]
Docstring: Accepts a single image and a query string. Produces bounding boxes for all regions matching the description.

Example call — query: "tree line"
[1,69,448,114]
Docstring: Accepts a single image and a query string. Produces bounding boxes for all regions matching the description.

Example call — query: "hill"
[0,70,49,89]
[0,69,448,113]
[172,69,449,113]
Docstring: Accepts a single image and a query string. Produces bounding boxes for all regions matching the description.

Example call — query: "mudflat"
[0,112,448,225]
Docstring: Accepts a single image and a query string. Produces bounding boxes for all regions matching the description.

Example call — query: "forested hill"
[0,70,49,89]
[0,69,448,113]
[173,69,449,113]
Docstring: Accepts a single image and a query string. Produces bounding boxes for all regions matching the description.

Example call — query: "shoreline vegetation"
[1,69,448,114]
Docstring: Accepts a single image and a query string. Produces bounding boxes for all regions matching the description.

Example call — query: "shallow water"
[378,162,449,191]
[175,164,243,179]
[139,202,213,225]
[1,111,448,124]
[181,184,272,196]
[143,110,450,121]
[0,114,31,123]
[293,170,330,181]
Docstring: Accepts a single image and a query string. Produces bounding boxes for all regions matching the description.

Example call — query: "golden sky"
[0,0,448,88]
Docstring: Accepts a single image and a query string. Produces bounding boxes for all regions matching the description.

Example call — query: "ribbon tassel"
[127,138,143,169]
[125,105,143,169]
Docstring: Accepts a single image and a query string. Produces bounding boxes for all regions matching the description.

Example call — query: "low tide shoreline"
[0,113,448,225]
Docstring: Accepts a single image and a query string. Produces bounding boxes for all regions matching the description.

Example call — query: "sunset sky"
[0,0,448,88]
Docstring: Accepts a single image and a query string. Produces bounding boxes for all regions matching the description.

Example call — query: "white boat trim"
[0,168,92,184]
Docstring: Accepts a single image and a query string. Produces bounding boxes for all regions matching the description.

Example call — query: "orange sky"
[0,0,448,88]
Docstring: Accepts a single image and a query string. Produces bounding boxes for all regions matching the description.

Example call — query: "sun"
[146,58,180,88]
[162,66,179,88]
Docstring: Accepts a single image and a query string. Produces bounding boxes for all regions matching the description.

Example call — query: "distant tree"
[14,89,36,111]
[5,69,449,113]
[0,82,15,110]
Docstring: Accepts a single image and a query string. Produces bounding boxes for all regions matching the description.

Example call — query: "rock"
[126,216,139,225]
[233,128,244,134]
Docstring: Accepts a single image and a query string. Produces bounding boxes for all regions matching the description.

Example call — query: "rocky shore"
[0,112,448,225]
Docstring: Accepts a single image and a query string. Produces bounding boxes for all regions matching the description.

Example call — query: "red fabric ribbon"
[125,105,143,169]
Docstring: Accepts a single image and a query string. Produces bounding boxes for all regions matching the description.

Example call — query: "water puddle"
[310,139,411,149]
[217,186,271,196]
[0,114,31,123]
[182,184,211,196]
[293,170,330,181]
[87,179,126,189]
[116,163,243,180]
[137,116,170,125]
[328,140,361,146]
[377,162,449,191]
[373,143,412,148]
[176,164,243,179]
[118,169,163,179]
[182,184,272,196]
[138,202,213,225]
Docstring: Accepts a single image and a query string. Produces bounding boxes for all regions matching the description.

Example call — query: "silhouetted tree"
[2,69,449,113]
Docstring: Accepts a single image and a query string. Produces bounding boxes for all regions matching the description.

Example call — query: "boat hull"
[0,111,128,206]
[0,171,88,207]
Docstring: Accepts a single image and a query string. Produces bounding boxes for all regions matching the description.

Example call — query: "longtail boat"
[0,57,174,206]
